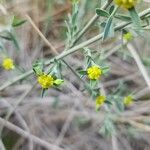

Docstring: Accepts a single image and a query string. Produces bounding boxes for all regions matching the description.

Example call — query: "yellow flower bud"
[123,95,133,106]
[95,95,106,110]
[123,32,133,41]
[2,58,15,70]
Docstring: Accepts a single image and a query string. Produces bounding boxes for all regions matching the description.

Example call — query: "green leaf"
[109,5,115,15]
[0,34,12,40]
[0,31,20,51]
[105,100,113,105]
[115,14,131,22]
[84,84,93,95]
[90,79,98,88]
[100,22,106,28]
[12,16,26,27]
[114,97,124,112]
[91,90,99,100]
[6,31,20,51]
[102,66,110,74]
[102,6,118,40]
[102,16,114,40]
[54,79,64,85]
[96,8,110,18]
[51,59,62,78]
[99,114,116,137]
[128,7,142,32]
[78,70,87,75]
[32,59,43,76]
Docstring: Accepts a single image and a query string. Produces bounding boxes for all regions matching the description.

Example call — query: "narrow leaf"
[6,31,20,51]
[12,16,26,27]
[128,7,142,32]
[54,79,64,85]
[96,8,110,18]
[109,5,115,15]
[115,14,131,22]
[103,16,114,40]
[78,70,87,75]
[32,59,43,76]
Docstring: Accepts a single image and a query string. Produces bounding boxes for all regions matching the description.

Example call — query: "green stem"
[0,8,150,91]
[62,60,85,84]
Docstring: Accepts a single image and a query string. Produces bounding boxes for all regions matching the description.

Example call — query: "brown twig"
[0,117,63,150]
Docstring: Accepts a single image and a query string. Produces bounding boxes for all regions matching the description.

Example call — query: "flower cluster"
[123,95,133,106]
[38,73,54,89]
[114,0,137,9]
[95,95,106,110]
[87,66,102,80]
[2,58,15,70]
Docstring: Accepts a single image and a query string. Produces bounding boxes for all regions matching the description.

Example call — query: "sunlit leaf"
[96,8,110,17]
[12,16,26,27]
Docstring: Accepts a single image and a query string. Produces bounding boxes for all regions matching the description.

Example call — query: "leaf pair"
[96,6,118,40]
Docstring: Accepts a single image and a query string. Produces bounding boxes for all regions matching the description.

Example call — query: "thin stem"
[26,15,58,55]
[26,15,85,84]
[0,82,36,137]
[62,60,85,84]
[0,8,150,91]
[0,117,63,150]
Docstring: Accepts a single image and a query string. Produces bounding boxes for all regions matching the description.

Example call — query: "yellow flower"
[114,0,137,9]
[123,95,133,106]
[87,66,102,80]
[2,58,15,70]
[123,32,133,41]
[95,95,106,110]
[38,73,54,89]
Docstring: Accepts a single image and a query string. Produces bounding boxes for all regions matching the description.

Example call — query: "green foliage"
[12,16,26,27]
[102,6,118,40]
[65,2,79,49]
[128,7,142,33]
[100,113,116,137]
[74,116,91,130]
[54,79,64,86]
[96,8,110,18]
[33,59,44,76]
[115,14,131,22]
[0,31,20,50]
